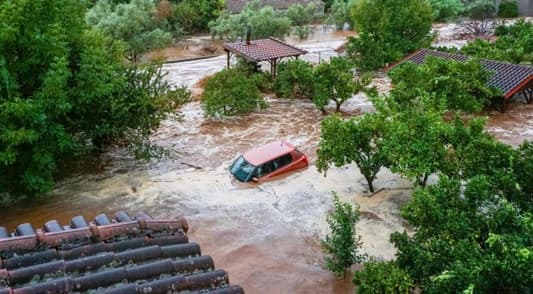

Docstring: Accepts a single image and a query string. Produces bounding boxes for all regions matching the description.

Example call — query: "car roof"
[243,141,295,165]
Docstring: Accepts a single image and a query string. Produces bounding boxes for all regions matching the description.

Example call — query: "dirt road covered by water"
[1,25,533,293]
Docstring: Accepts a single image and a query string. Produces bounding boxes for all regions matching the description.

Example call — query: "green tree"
[317,114,388,193]
[388,57,500,113]
[322,193,365,277]
[313,57,375,112]
[0,0,185,197]
[353,260,414,293]
[209,0,292,41]
[86,0,174,62]
[171,0,225,33]
[273,59,314,99]
[202,68,267,118]
[498,0,519,18]
[286,2,320,39]
[429,0,464,21]
[462,0,497,36]
[391,176,533,293]
[456,20,533,64]
[346,0,433,71]
[326,0,358,29]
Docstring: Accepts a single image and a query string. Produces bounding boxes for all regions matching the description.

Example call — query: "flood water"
[1,25,532,293]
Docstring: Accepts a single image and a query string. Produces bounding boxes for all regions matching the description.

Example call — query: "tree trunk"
[364,175,375,193]
[419,173,429,187]
[335,100,342,113]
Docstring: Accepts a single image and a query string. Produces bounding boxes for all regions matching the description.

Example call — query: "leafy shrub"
[353,260,413,294]
[273,59,314,98]
[429,0,464,21]
[322,193,365,277]
[498,0,519,18]
[347,0,433,71]
[202,68,267,118]
[209,0,291,41]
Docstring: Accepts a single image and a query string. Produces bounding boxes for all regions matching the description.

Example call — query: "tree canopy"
[0,0,187,197]
[347,0,433,71]
[87,0,174,62]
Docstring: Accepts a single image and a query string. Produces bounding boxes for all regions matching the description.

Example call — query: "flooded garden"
[2,23,533,293]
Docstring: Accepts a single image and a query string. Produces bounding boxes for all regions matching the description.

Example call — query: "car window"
[256,161,275,177]
[274,153,292,169]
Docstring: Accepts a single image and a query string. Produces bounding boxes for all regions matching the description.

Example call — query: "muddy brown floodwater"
[1,25,532,294]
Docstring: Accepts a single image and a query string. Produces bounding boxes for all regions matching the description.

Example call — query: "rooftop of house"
[0,211,244,294]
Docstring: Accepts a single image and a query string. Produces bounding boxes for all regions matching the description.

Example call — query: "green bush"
[498,0,519,18]
[353,260,414,294]
[202,68,267,118]
[322,193,365,277]
[429,0,464,21]
[273,59,314,98]
[347,0,433,71]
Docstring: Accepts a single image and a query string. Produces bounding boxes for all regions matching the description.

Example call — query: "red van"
[230,141,308,182]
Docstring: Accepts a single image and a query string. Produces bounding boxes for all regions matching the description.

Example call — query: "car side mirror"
[252,177,259,182]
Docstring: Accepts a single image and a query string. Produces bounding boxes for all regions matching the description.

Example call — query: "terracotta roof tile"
[0,211,244,294]
[394,49,533,99]
[224,37,307,62]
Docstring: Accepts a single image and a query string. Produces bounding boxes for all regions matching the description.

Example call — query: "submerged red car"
[230,141,308,182]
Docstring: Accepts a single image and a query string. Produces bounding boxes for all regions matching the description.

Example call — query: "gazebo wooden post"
[225,49,230,68]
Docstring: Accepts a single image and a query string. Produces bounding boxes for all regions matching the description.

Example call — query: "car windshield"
[230,156,256,182]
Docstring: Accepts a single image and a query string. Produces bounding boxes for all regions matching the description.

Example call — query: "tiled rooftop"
[395,49,533,99]
[0,212,244,294]
[223,37,307,62]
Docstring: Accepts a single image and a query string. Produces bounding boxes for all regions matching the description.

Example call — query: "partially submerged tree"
[326,0,358,30]
[86,0,174,62]
[209,0,292,41]
[317,114,388,193]
[462,0,497,36]
[202,68,267,118]
[273,59,314,99]
[313,57,375,112]
[286,2,321,40]
[322,193,365,278]
[347,0,433,71]
[429,0,464,21]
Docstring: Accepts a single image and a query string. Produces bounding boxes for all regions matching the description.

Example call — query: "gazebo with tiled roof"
[390,49,533,111]
[223,37,307,76]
